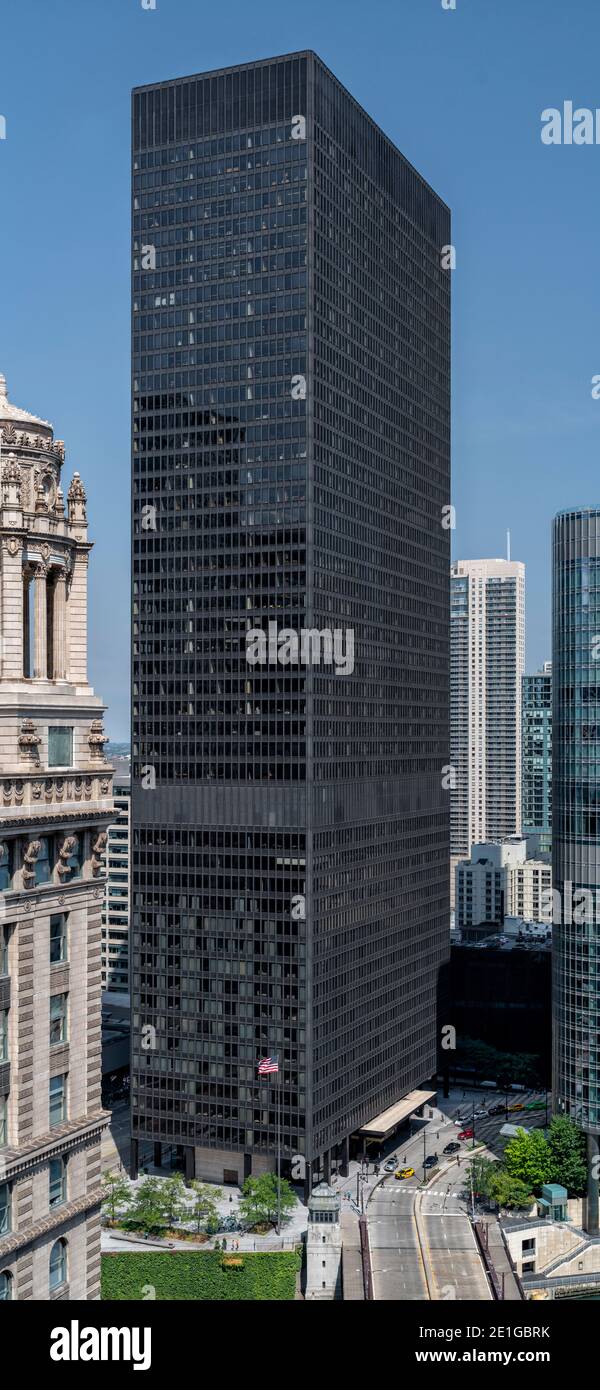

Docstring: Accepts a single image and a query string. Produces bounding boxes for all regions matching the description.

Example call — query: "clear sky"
[1,0,599,738]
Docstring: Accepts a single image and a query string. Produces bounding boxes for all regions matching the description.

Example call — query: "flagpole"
[276,1062,281,1236]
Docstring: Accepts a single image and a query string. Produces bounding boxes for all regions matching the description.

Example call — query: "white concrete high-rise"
[450,559,525,893]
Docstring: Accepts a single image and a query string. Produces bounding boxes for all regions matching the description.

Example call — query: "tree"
[547,1116,587,1196]
[101,1171,132,1224]
[504,1127,551,1189]
[487,1168,533,1211]
[467,1155,497,1200]
[189,1181,222,1234]
[239,1173,297,1229]
[160,1173,188,1227]
[123,1178,169,1236]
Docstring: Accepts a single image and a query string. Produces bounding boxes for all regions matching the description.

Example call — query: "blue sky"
[1,0,599,738]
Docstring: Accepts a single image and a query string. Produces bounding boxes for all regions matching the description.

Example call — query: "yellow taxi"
[395,1166,415,1180]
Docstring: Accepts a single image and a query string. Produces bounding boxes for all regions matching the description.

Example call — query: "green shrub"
[101,1250,300,1301]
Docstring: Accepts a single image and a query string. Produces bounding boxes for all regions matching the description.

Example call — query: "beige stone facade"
[0,374,112,1301]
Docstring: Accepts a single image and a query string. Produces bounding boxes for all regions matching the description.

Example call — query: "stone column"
[66,549,88,683]
[0,537,25,678]
[23,572,31,678]
[52,570,67,680]
[32,565,48,680]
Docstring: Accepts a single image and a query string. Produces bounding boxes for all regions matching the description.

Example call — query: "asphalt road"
[367,1107,492,1302]
[369,1184,429,1299]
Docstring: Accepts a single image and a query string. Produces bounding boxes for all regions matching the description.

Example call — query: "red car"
[459,1128,474,1140]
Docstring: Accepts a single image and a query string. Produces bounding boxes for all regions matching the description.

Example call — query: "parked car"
[395,1167,415,1180]
[443,1141,460,1154]
[508,1102,524,1112]
[423,1154,438,1168]
[489,1104,505,1116]
[473,1108,487,1118]
[526,1100,545,1111]
[459,1129,474,1140]
[384,1158,398,1172]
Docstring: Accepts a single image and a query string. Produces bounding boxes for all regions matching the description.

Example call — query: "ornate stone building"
[0,373,112,1301]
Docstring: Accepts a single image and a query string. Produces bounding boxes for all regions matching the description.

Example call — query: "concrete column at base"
[323,1150,331,1183]
[184,1145,195,1184]
[153,1142,162,1168]
[586,1133,600,1235]
[130,1137,138,1181]
[303,1166,311,1204]
[52,570,67,679]
[32,565,47,679]
[339,1135,350,1178]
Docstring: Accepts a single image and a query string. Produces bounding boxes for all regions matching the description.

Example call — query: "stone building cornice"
[1,1110,109,1184]
[0,1186,104,1260]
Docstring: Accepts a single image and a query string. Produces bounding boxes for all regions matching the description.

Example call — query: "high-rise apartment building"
[522,662,552,856]
[456,838,552,935]
[450,559,525,893]
[0,373,112,1301]
[553,508,600,1232]
[131,53,450,1188]
[101,756,130,994]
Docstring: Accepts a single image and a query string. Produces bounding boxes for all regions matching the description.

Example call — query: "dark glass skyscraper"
[553,508,600,1232]
[131,53,450,1188]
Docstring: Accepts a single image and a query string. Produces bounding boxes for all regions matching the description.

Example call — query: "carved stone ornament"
[31,781,42,800]
[1,422,16,447]
[88,719,108,760]
[35,481,48,513]
[67,471,87,522]
[22,839,42,887]
[91,830,107,876]
[3,535,20,557]
[2,782,12,806]
[57,834,78,878]
[18,718,41,765]
[2,455,22,506]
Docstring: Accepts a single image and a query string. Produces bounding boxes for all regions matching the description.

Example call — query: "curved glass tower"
[553,507,600,1232]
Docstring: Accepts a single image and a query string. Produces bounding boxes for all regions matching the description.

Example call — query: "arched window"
[49,1237,68,1291]
[0,1270,12,1300]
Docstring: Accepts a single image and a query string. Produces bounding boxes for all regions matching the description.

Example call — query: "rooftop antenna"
[506,529,511,563]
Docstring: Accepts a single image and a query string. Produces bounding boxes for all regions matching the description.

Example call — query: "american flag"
[257,1055,279,1075]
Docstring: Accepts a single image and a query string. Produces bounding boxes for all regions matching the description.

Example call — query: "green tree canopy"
[240,1173,297,1229]
[487,1168,533,1211]
[101,1171,132,1223]
[467,1155,497,1199]
[124,1177,170,1235]
[189,1181,222,1233]
[160,1173,188,1227]
[547,1116,587,1196]
[504,1127,551,1189]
